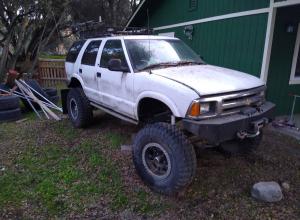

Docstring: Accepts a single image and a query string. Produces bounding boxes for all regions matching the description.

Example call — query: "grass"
[39,54,66,60]
[105,132,127,149]
[0,116,163,218]
[0,142,128,216]
[0,112,300,219]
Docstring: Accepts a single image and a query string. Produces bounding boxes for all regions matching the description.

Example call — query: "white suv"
[63,35,275,195]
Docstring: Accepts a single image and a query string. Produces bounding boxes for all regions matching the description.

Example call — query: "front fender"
[135,91,181,119]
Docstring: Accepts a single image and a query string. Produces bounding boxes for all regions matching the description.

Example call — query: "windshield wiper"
[175,61,204,65]
[139,61,204,72]
[139,62,179,71]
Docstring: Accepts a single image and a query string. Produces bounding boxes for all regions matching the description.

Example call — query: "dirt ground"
[0,112,300,219]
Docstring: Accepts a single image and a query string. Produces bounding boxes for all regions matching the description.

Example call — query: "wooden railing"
[38,59,67,87]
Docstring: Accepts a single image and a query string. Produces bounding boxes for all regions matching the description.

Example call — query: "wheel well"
[138,98,173,123]
[68,78,82,88]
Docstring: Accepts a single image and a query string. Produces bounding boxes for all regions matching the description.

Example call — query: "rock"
[251,181,283,202]
[281,182,290,191]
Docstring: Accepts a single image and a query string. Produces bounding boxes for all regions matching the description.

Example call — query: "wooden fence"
[38,59,67,87]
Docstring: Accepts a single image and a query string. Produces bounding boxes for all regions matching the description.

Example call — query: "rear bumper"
[182,102,275,144]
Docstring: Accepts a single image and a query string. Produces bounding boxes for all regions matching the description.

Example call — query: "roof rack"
[71,22,154,39]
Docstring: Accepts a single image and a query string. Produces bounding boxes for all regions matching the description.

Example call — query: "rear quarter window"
[81,40,102,66]
[66,40,86,63]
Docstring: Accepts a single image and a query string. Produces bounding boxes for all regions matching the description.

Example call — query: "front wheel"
[67,88,93,128]
[133,123,197,195]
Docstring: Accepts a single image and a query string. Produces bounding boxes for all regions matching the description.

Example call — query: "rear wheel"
[67,88,93,128]
[133,122,197,195]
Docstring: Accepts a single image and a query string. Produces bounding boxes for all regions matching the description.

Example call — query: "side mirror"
[108,59,129,72]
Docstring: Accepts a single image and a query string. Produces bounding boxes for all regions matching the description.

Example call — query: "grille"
[220,87,265,115]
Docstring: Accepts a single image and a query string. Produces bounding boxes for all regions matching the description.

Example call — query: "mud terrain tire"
[67,88,93,128]
[133,122,197,195]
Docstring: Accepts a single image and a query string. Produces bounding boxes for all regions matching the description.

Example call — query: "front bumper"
[182,102,275,144]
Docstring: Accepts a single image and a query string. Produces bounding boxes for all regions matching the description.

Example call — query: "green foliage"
[105,132,126,149]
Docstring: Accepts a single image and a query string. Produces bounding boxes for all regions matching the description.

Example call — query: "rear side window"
[100,40,128,69]
[81,40,102,66]
[66,40,86,63]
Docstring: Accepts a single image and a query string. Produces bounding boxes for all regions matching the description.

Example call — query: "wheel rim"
[142,143,171,179]
[70,98,78,119]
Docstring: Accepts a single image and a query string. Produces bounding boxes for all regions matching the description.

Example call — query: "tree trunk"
[0,32,12,81]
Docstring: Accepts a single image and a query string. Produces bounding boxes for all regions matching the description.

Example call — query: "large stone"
[251,181,283,202]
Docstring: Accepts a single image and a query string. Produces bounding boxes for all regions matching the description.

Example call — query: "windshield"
[125,39,204,72]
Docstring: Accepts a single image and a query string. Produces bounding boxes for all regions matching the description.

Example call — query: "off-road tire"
[43,88,58,97]
[220,132,263,156]
[0,95,20,111]
[133,122,197,195]
[0,108,21,122]
[67,88,93,128]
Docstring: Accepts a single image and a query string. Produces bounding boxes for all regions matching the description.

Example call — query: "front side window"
[81,40,102,66]
[100,40,128,69]
[125,39,203,72]
[66,40,86,63]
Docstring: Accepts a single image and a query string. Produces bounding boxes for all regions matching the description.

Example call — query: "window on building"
[100,40,128,69]
[189,0,198,11]
[81,40,102,66]
[290,23,300,84]
[66,40,86,63]
[295,48,300,77]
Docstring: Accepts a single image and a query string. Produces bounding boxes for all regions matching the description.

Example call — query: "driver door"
[96,39,135,117]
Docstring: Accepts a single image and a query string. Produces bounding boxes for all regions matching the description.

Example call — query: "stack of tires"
[0,95,21,122]
[21,80,59,110]
[43,88,59,104]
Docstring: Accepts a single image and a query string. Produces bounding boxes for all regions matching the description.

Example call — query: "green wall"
[148,0,269,27]
[267,5,300,114]
[157,13,268,77]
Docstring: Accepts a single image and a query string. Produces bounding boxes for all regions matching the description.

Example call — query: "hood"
[151,65,265,96]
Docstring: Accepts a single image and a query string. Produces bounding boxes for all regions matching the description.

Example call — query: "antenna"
[147,8,150,34]
[147,8,150,54]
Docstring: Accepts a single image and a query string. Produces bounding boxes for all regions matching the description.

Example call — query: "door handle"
[96,72,101,78]
[79,68,82,74]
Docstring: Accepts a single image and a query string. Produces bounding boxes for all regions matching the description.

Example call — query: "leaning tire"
[0,95,20,111]
[0,108,21,122]
[67,88,93,128]
[49,95,59,105]
[133,122,197,195]
[24,80,50,101]
[43,88,58,97]
[20,80,50,111]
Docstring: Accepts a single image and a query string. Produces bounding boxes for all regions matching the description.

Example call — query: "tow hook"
[237,130,260,140]
[237,118,269,140]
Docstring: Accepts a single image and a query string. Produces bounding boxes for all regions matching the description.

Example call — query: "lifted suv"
[63,35,275,195]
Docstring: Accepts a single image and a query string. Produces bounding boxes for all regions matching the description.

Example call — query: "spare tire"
[0,95,20,111]
[43,88,58,97]
[0,108,21,122]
